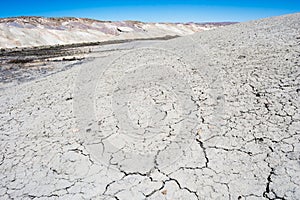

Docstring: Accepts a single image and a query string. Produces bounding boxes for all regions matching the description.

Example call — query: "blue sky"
[0,0,299,22]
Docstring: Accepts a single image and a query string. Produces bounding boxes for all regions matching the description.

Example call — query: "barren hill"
[0,16,234,48]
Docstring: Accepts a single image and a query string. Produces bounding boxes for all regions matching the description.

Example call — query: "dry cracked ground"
[0,13,300,199]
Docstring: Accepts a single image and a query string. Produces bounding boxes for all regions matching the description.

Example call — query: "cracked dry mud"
[1,13,300,200]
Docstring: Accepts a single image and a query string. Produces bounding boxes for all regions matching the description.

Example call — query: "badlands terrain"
[0,17,233,48]
[0,13,300,200]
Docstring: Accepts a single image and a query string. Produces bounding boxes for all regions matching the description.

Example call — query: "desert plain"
[0,13,299,199]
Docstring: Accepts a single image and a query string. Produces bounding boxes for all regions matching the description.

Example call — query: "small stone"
[197,129,202,135]
[161,189,167,195]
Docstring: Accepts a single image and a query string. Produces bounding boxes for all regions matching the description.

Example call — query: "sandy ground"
[0,13,299,199]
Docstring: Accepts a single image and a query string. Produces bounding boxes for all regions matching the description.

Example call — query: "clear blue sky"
[0,0,299,22]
